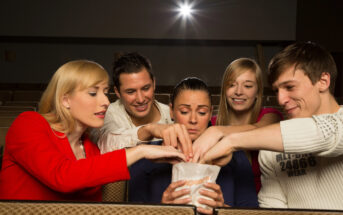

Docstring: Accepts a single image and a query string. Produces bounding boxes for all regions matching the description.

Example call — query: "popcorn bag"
[172,162,221,209]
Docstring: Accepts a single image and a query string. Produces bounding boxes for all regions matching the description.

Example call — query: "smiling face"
[115,68,155,122]
[171,89,212,141]
[272,66,323,118]
[63,81,110,129]
[225,70,258,113]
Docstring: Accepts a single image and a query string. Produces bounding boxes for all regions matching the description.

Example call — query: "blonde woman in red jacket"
[0,60,185,201]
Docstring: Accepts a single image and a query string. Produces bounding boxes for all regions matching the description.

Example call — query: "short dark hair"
[112,52,154,90]
[170,77,211,107]
[268,41,337,94]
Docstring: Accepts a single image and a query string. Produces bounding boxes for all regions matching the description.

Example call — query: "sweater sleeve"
[280,108,343,157]
[258,150,288,208]
[6,112,130,193]
[97,102,142,153]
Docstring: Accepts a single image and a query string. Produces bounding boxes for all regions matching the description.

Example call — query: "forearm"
[217,124,257,136]
[125,145,145,167]
[229,123,284,152]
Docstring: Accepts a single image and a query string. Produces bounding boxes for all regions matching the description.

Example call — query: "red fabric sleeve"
[5,111,130,193]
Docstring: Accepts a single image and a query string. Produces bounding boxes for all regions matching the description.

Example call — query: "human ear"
[114,87,121,99]
[318,72,331,93]
[62,95,71,109]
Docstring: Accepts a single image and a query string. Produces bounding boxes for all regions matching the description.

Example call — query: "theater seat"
[0,201,196,215]
[215,207,343,215]
[102,181,127,202]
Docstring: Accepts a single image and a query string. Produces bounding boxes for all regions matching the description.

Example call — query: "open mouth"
[134,103,148,111]
[95,111,106,118]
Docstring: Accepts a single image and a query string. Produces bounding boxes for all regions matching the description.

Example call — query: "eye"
[245,85,253,88]
[199,112,207,116]
[180,111,188,115]
[88,92,97,97]
[286,85,294,91]
[126,90,134,94]
[142,85,151,91]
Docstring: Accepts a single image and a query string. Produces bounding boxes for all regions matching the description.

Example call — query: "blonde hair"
[216,58,263,125]
[39,60,109,134]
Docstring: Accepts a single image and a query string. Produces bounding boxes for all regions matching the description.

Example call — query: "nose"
[277,90,289,107]
[235,84,243,95]
[101,93,110,108]
[189,112,197,124]
[136,91,144,103]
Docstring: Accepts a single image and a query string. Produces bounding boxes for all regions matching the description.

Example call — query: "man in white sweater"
[96,52,192,158]
[193,42,343,209]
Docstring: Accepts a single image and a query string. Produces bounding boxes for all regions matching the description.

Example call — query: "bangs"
[75,62,109,90]
[226,67,250,86]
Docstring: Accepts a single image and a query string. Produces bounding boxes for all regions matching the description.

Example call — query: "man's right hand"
[138,123,193,160]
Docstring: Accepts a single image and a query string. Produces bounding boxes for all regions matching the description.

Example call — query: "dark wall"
[0,0,296,87]
[0,0,296,40]
[297,0,343,96]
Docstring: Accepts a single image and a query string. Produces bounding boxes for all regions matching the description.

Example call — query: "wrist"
[211,126,225,139]
[227,133,240,151]
[138,124,154,141]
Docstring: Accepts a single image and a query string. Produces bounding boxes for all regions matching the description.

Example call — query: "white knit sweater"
[97,100,172,154]
[258,106,343,209]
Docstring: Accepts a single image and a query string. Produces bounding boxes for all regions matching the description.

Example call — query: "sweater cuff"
[280,118,325,154]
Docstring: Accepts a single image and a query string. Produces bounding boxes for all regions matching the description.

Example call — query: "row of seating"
[0,89,287,106]
[1,201,342,215]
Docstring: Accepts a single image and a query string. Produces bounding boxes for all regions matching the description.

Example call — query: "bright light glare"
[179,3,193,17]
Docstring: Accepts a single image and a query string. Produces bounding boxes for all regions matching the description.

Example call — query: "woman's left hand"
[197,182,228,214]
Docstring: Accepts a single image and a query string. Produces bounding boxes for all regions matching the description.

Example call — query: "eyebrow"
[273,80,296,89]
[178,104,210,108]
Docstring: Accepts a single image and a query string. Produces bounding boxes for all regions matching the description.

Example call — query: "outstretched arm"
[193,112,282,163]
[125,144,186,167]
[200,123,283,166]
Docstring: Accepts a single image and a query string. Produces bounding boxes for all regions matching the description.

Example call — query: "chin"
[190,135,200,142]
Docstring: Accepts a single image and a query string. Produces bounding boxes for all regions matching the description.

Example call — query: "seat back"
[0,201,196,215]
[0,117,16,127]
[12,90,43,102]
[0,127,9,170]
[102,180,128,202]
[215,207,343,215]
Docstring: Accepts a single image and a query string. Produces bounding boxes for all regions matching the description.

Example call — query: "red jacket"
[0,111,130,201]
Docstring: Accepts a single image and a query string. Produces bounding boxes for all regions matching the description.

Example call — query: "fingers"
[200,183,224,206]
[200,139,234,166]
[177,124,192,159]
[197,207,214,215]
[161,124,193,160]
[162,181,191,204]
[162,146,187,162]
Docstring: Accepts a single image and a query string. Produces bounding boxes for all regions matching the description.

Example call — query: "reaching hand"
[197,182,227,214]
[192,126,224,163]
[199,135,234,166]
[161,180,191,204]
[141,145,187,164]
[147,123,193,160]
